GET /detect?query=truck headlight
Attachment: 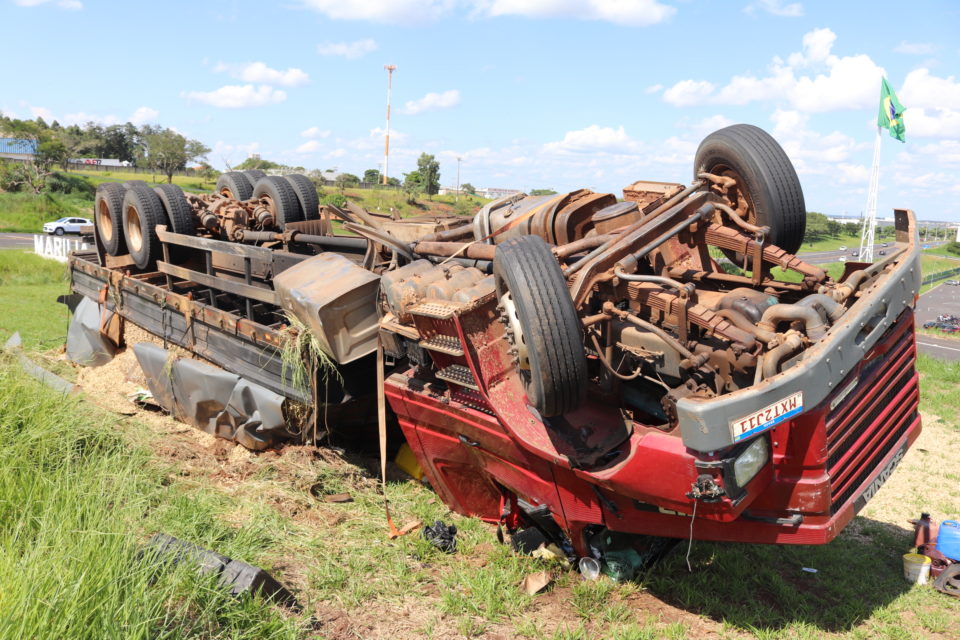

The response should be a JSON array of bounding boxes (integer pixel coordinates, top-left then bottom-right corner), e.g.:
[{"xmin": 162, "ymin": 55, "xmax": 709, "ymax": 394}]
[{"xmin": 733, "ymin": 437, "xmax": 769, "ymax": 488}]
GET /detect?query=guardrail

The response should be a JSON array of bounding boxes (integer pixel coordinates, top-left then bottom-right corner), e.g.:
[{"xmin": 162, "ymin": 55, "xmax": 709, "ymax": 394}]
[{"xmin": 922, "ymin": 266, "xmax": 960, "ymax": 285}]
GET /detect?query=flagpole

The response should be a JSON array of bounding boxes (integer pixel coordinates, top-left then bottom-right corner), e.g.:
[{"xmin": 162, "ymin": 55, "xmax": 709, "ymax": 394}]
[{"xmin": 859, "ymin": 125, "xmax": 882, "ymax": 263}]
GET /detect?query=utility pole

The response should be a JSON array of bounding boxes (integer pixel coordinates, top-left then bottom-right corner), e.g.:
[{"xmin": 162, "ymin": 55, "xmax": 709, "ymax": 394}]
[
  {"xmin": 456, "ymin": 156, "xmax": 461, "ymax": 202},
  {"xmin": 858, "ymin": 126, "xmax": 881, "ymax": 263},
  {"xmin": 382, "ymin": 64, "xmax": 397, "ymax": 186}
]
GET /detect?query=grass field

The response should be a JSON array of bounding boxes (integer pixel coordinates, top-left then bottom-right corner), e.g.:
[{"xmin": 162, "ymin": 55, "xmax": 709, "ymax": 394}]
[{"xmin": 1, "ymin": 250, "xmax": 958, "ymax": 639}]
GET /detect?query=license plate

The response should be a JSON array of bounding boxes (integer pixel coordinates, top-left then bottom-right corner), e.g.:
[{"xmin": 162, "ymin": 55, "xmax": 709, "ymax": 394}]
[{"xmin": 730, "ymin": 391, "xmax": 803, "ymax": 442}]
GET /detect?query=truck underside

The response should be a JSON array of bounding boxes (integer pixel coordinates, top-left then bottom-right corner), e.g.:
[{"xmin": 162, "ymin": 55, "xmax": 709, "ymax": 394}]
[{"xmin": 67, "ymin": 125, "xmax": 922, "ymax": 561}]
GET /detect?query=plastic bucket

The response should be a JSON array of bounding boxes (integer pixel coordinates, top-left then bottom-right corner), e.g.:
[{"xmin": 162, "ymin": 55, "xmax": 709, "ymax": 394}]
[
  {"xmin": 902, "ymin": 553, "xmax": 931, "ymax": 585},
  {"xmin": 936, "ymin": 519, "xmax": 960, "ymax": 561}
]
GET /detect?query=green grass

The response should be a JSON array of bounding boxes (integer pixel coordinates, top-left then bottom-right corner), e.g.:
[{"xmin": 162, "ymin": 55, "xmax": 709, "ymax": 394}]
[
  {"xmin": 0, "ymin": 250, "xmax": 71, "ymax": 351},
  {"xmin": 71, "ymin": 169, "xmax": 217, "ymax": 194},
  {"xmin": 0, "ymin": 190, "xmax": 94, "ymax": 232},
  {"xmin": 0, "ymin": 360, "xmax": 303, "ymax": 639},
  {"xmin": 797, "ymin": 233, "xmax": 864, "ymax": 253}
]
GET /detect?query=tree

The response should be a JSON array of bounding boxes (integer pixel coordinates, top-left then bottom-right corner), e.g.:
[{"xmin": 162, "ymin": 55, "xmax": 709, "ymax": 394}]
[
  {"xmin": 803, "ymin": 211, "xmax": 830, "ymax": 242},
  {"xmin": 335, "ymin": 173, "xmax": 360, "ymax": 193},
  {"xmin": 461, "ymin": 182, "xmax": 476, "ymax": 195},
  {"xmin": 415, "ymin": 153, "xmax": 440, "ymax": 198},
  {"xmin": 530, "ymin": 188, "xmax": 557, "ymax": 196},
  {"xmin": 363, "ymin": 168, "xmax": 381, "ymax": 184},
  {"xmin": 145, "ymin": 129, "xmax": 210, "ymax": 183},
  {"xmin": 403, "ymin": 170, "xmax": 423, "ymax": 196}
]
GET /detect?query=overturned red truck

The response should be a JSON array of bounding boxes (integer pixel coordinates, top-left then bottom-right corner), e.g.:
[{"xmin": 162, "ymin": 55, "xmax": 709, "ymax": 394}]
[{"xmin": 68, "ymin": 125, "xmax": 921, "ymax": 567}]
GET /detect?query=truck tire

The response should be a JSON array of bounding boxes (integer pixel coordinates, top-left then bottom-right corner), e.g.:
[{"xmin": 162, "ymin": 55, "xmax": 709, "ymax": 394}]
[
  {"xmin": 123, "ymin": 179, "xmax": 149, "ymax": 189},
  {"xmin": 252, "ymin": 176, "xmax": 304, "ymax": 229},
  {"xmin": 242, "ymin": 169, "xmax": 266, "ymax": 185},
  {"xmin": 494, "ymin": 235, "xmax": 587, "ymax": 417},
  {"xmin": 153, "ymin": 184, "xmax": 196, "ymax": 236},
  {"xmin": 216, "ymin": 172, "xmax": 254, "ymax": 200},
  {"xmin": 95, "ymin": 182, "xmax": 127, "ymax": 256},
  {"xmin": 284, "ymin": 174, "xmax": 320, "ymax": 221},
  {"xmin": 694, "ymin": 124, "xmax": 806, "ymax": 255},
  {"xmin": 122, "ymin": 186, "xmax": 169, "ymax": 269}
]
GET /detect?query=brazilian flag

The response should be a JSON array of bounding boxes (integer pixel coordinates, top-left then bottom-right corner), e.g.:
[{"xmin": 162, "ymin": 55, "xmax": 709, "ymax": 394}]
[{"xmin": 878, "ymin": 77, "xmax": 906, "ymax": 142}]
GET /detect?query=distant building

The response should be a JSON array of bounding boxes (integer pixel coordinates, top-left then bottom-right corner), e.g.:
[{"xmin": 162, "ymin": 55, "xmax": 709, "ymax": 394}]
[
  {"xmin": 438, "ymin": 186, "xmax": 462, "ymax": 196},
  {"xmin": 0, "ymin": 138, "xmax": 37, "ymax": 160},
  {"xmin": 477, "ymin": 187, "xmax": 521, "ymax": 200}
]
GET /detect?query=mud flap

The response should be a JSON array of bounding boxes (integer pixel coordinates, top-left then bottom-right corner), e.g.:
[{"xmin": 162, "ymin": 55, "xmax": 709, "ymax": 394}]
[
  {"xmin": 66, "ymin": 296, "xmax": 118, "ymax": 367},
  {"xmin": 133, "ymin": 342, "xmax": 290, "ymax": 450}
]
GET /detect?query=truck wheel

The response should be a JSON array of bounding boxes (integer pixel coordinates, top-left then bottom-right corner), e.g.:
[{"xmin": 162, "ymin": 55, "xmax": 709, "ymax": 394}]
[
  {"xmin": 216, "ymin": 171, "xmax": 254, "ymax": 200},
  {"xmin": 284, "ymin": 174, "xmax": 320, "ymax": 221},
  {"xmin": 242, "ymin": 169, "xmax": 266, "ymax": 185},
  {"xmin": 252, "ymin": 176, "xmax": 304, "ymax": 229},
  {"xmin": 95, "ymin": 182, "xmax": 127, "ymax": 256},
  {"xmin": 494, "ymin": 235, "xmax": 587, "ymax": 417},
  {"xmin": 694, "ymin": 124, "xmax": 806, "ymax": 255},
  {"xmin": 153, "ymin": 184, "xmax": 196, "ymax": 236},
  {"xmin": 122, "ymin": 186, "xmax": 169, "ymax": 269}
]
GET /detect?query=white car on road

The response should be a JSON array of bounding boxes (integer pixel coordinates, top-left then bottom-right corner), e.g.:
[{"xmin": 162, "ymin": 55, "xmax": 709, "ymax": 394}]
[{"xmin": 43, "ymin": 217, "xmax": 92, "ymax": 236}]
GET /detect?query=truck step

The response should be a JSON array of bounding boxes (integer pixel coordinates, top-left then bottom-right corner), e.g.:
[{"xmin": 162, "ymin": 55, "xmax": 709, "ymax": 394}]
[
  {"xmin": 419, "ymin": 335, "xmax": 464, "ymax": 356},
  {"xmin": 436, "ymin": 364, "xmax": 479, "ymax": 390},
  {"xmin": 409, "ymin": 301, "xmax": 462, "ymax": 319}
]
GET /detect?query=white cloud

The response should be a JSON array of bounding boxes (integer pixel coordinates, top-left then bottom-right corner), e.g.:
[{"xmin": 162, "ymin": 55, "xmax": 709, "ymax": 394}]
[
  {"xmin": 316, "ymin": 39, "xmax": 378, "ymax": 59},
  {"xmin": 214, "ymin": 62, "xmax": 309, "ymax": 87},
  {"xmin": 181, "ymin": 85, "xmax": 287, "ymax": 108},
  {"xmin": 744, "ymin": 0, "xmax": 803, "ymax": 17},
  {"xmin": 129, "ymin": 106, "xmax": 159, "ymax": 125},
  {"xmin": 300, "ymin": 126, "xmax": 331, "ymax": 138},
  {"xmin": 644, "ymin": 84, "xmax": 663, "ymax": 94},
  {"xmin": 836, "ymin": 163, "xmax": 868, "ymax": 184},
  {"xmin": 900, "ymin": 68, "xmax": 960, "ymax": 109},
  {"xmin": 14, "ymin": 0, "xmax": 82, "ymax": 9},
  {"xmin": 661, "ymin": 28, "xmax": 885, "ymax": 113},
  {"xmin": 296, "ymin": 140, "xmax": 322, "ymax": 153},
  {"xmin": 27, "ymin": 105, "xmax": 55, "ymax": 121},
  {"xmin": 402, "ymin": 89, "xmax": 461, "ymax": 115},
  {"xmin": 62, "ymin": 111, "xmax": 118, "ymax": 126},
  {"xmin": 480, "ymin": 0, "xmax": 676, "ymax": 27},
  {"xmin": 300, "ymin": 0, "xmax": 454, "ymax": 25},
  {"xmin": 913, "ymin": 140, "xmax": 960, "ymax": 164},
  {"xmin": 893, "ymin": 41, "xmax": 936, "ymax": 55},
  {"xmin": 543, "ymin": 125, "xmax": 642, "ymax": 155},
  {"xmin": 663, "ymin": 80, "xmax": 715, "ymax": 107},
  {"xmin": 903, "ymin": 107, "xmax": 960, "ymax": 139}
]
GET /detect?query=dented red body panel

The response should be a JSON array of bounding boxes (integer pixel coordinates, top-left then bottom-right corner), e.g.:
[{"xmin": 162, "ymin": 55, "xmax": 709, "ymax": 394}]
[{"xmin": 386, "ymin": 300, "xmax": 921, "ymax": 554}]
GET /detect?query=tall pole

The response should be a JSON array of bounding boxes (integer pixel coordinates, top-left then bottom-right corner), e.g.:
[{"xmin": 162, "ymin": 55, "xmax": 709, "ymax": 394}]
[
  {"xmin": 456, "ymin": 156, "xmax": 461, "ymax": 202},
  {"xmin": 382, "ymin": 65, "xmax": 396, "ymax": 186},
  {"xmin": 859, "ymin": 126, "xmax": 882, "ymax": 263}
]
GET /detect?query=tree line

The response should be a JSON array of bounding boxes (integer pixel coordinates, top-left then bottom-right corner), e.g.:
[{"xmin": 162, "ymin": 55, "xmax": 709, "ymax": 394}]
[{"xmin": 0, "ymin": 115, "xmax": 210, "ymax": 192}]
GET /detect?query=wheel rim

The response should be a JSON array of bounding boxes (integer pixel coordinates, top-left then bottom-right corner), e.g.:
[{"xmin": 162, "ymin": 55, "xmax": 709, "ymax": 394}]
[
  {"xmin": 125, "ymin": 204, "xmax": 143, "ymax": 253},
  {"xmin": 98, "ymin": 199, "xmax": 113, "ymax": 241},
  {"xmin": 499, "ymin": 292, "xmax": 530, "ymax": 370}
]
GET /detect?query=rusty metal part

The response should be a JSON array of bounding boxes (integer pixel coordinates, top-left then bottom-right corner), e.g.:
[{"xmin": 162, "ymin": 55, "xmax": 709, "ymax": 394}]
[
  {"xmin": 697, "ymin": 172, "xmax": 738, "ymax": 190},
  {"xmin": 416, "ymin": 222, "xmax": 475, "ymax": 244},
  {"xmin": 761, "ymin": 331, "xmax": 803, "ymax": 379},
  {"xmin": 796, "ymin": 294, "xmax": 846, "ymax": 323},
  {"xmin": 712, "ymin": 201, "xmax": 767, "ymax": 234},
  {"xmin": 589, "ymin": 331, "xmax": 642, "ymax": 381},
  {"xmin": 344, "ymin": 200, "xmax": 385, "ymax": 230},
  {"xmin": 564, "ymin": 181, "xmax": 704, "ymax": 279},
  {"xmin": 704, "ymin": 223, "xmax": 827, "ymax": 282},
  {"xmin": 624, "ymin": 281, "xmax": 757, "ymax": 349},
  {"xmin": 554, "ymin": 234, "xmax": 617, "ymax": 259},
  {"xmin": 715, "ymin": 308, "xmax": 777, "ymax": 344},
  {"xmin": 342, "ymin": 222, "xmax": 415, "ymax": 261},
  {"xmin": 758, "ymin": 304, "xmax": 827, "ymax": 341},
  {"xmin": 602, "ymin": 302, "xmax": 708, "ymax": 369},
  {"xmin": 614, "ymin": 268, "xmax": 695, "ymax": 296},
  {"xmin": 412, "ymin": 241, "xmax": 497, "ymax": 261}
]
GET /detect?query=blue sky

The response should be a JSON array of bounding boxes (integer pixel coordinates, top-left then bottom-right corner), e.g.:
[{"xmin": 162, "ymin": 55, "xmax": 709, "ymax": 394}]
[{"xmin": 3, "ymin": 0, "xmax": 959, "ymax": 220}]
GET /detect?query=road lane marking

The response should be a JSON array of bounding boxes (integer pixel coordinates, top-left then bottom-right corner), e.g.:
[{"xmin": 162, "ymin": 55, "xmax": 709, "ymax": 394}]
[{"xmin": 916, "ymin": 340, "xmax": 960, "ymax": 353}]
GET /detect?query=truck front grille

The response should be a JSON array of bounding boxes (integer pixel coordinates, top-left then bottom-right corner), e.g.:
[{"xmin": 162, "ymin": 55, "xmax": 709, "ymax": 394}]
[{"xmin": 825, "ymin": 315, "xmax": 918, "ymax": 514}]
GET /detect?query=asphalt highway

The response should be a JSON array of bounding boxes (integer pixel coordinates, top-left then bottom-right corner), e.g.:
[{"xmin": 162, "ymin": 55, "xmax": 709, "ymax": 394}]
[
  {"xmin": 0, "ymin": 232, "xmax": 35, "ymax": 250},
  {"xmin": 915, "ymin": 282, "xmax": 960, "ymax": 362},
  {"xmin": 797, "ymin": 240, "xmax": 947, "ymax": 265}
]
